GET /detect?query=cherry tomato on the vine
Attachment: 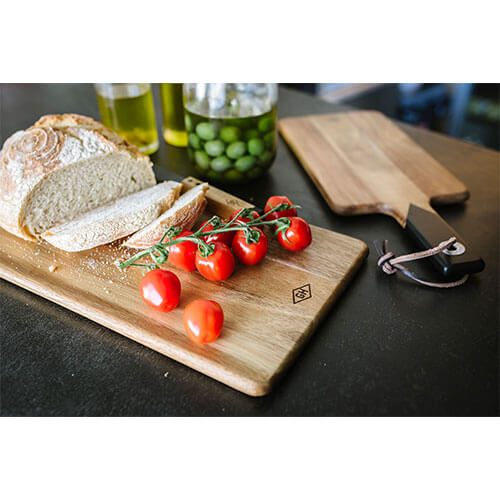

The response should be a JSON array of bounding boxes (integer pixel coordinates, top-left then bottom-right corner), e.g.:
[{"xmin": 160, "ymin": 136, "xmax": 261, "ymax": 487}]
[
  {"xmin": 167, "ymin": 230, "xmax": 197, "ymax": 272},
  {"xmin": 139, "ymin": 269, "xmax": 181, "ymax": 312},
  {"xmin": 232, "ymin": 227, "xmax": 268, "ymax": 265},
  {"xmin": 183, "ymin": 299, "xmax": 224, "ymax": 344},
  {"xmin": 195, "ymin": 242, "xmax": 235, "ymax": 281},
  {"xmin": 200, "ymin": 219, "xmax": 234, "ymax": 246},
  {"xmin": 276, "ymin": 217, "xmax": 312, "ymax": 252},
  {"xmin": 264, "ymin": 195, "xmax": 297, "ymax": 221}
]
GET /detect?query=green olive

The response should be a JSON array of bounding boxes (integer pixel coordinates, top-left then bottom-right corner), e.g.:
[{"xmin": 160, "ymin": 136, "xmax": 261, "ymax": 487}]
[
  {"xmin": 235, "ymin": 155, "xmax": 256, "ymax": 172},
  {"xmin": 258, "ymin": 116, "xmax": 274, "ymax": 133},
  {"xmin": 211, "ymin": 155, "xmax": 232, "ymax": 172},
  {"xmin": 188, "ymin": 132, "xmax": 202, "ymax": 150},
  {"xmin": 204, "ymin": 140, "xmax": 225, "ymax": 157},
  {"xmin": 246, "ymin": 166, "xmax": 264, "ymax": 180},
  {"xmin": 244, "ymin": 129, "xmax": 260, "ymax": 141},
  {"xmin": 195, "ymin": 122, "xmax": 217, "ymax": 141},
  {"xmin": 184, "ymin": 114, "xmax": 193, "ymax": 132},
  {"xmin": 224, "ymin": 169, "xmax": 245, "ymax": 182},
  {"xmin": 263, "ymin": 131, "xmax": 276, "ymax": 148},
  {"xmin": 248, "ymin": 137, "xmax": 265, "ymax": 156},
  {"xmin": 220, "ymin": 126, "xmax": 241, "ymax": 143},
  {"xmin": 226, "ymin": 141, "xmax": 247, "ymax": 159},
  {"xmin": 258, "ymin": 150, "xmax": 273, "ymax": 166},
  {"xmin": 194, "ymin": 150, "xmax": 211, "ymax": 169}
]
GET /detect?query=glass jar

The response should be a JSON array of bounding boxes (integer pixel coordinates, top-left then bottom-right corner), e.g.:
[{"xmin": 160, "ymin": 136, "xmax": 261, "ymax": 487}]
[
  {"xmin": 94, "ymin": 83, "xmax": 159, "ymax": 154},
  {"xmin": 183, "ymin": 83, "xmax": 278, "ymax": 183},
  {"xmin": 159, "ymin": 83, "xmax": 187, "ymax": 147}
]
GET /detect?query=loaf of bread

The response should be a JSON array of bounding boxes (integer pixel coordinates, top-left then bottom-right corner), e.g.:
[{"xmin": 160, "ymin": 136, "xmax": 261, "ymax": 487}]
[
  {"xmin": 0, "ymin": 114, "xmax": 156, "ymax": 240},
  {"xmin": 125, "ymin": 183, "xmax": 208, "ymax": 249},
  {"xmin": 42, "ymin": 181, "xmax": 181, "ymax": 252}
]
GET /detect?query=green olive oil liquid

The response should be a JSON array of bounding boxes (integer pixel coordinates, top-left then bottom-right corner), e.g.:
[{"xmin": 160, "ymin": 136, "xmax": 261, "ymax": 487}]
[
  {"xmin": 96, "ymin": 86, "xmax": 159, "ymax": 155},
  {"xmin": 160, "ymin": 83, "xmax": 188, "ymax": 147}
]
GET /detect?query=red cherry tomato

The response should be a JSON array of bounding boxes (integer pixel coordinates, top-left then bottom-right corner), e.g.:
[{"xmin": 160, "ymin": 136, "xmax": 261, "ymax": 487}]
[
  {"xmin": 229, "ymin": 209, "xmax": 260, "ymax": 225},
  {"xmin": 276, "ymin": 217, "xmax": 312, "ymax": 252},
  {"xmin": 167, "ymin": 230, "xmax": 197, "ymax": 272},
  {"xmin": 139, "ymin": 269, "xmax": 181, "ymax": 312},
  {"xmin": 195, "ymin": 242, "xmax": 235, "ymax": 281},
  {"xmin": 264, "ymin": 195, "xmax": 297, "ymax": 221},
  {"xmin": 232, "ymin": 228, "xmax": 268, "ymax": 265},
  {"xmin": 200, "ymin": 220, "xmax": 234, "ymax": 246},
  {"xmin": 183, "ymin": 299, "xmax": 224, "ymax": 344}
]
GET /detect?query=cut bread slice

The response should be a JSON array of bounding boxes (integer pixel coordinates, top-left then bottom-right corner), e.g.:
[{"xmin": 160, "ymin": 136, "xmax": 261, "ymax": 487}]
[
  {"xmin": 42, "ymin": 181, "xmax": 181, "ymax": 252},
  {"xmin": 124, "ymin": 183, "xmax": 208, "ymax": 249}
]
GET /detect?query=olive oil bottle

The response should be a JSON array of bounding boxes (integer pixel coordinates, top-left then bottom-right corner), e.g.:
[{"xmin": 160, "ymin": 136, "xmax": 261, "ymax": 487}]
[
  {"xmin": 160, "ymin": 83, "xmax": 187, "ymax": 147},
  {"xmin": 95, "ymin": 83, "xmax": 159, "ymax": 155}
]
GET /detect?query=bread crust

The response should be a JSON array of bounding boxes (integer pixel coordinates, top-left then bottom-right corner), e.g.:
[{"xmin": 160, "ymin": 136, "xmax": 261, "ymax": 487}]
[
  {"xmin": 32, "ymin": 114, "xmax": 146, "ymax": 162},
  {"xmin": 0, "ymin": 114, "xmax": 154, "ymax": 240},
  {"xmin": 125, "ymin": 183, "xmax": 208, "ymax": 249}
]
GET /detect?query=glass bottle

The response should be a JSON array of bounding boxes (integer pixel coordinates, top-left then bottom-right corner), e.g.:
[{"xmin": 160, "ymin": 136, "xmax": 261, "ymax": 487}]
[
  {"xmin": 183, "ymin": 83, "xmax": 278, "ymax": 183},
  {"xmin": 159, "ymin": 83, "xmax": 187, "ymax": 147},
  {"xmin": 94, "ymin": 83, "xmax": 159, "ymax": 155}
]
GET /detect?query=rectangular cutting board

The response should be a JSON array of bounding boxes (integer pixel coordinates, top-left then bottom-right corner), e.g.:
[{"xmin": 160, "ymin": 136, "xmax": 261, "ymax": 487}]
[{"xmin": 0, "ymin": 177, "xmax": 367, "ymax": 396}]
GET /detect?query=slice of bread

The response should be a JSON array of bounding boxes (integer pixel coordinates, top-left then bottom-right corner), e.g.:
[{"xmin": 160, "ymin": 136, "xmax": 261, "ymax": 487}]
[
  {"xmin": 42, "ymin": 181, "xmax": 181, "ymax": 252},
  {"xmin": 124, "ymin": 183, "xmax": 208, "ymax": 249},
  {"xmin": 0, "ymin": 114, "xmax": 156, "ymax": 240}
]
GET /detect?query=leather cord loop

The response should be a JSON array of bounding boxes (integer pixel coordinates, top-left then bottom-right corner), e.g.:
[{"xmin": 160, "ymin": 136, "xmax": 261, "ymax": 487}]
[{"xmin": 374, "ymin": 237, "xmax": 469, "ymax": 288}]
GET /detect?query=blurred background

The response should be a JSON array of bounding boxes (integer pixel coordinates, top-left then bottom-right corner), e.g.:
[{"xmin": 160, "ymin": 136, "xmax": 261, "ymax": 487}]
[{"xmin": 285, "ymin": 84, "xmax": 500, "ymax": 150}]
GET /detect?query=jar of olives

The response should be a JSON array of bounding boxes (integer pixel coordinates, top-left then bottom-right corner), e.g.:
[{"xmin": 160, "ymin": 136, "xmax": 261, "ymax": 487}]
[{"xmin": 183, "ymin": 84, "xmax": 278, "ymax": 183}]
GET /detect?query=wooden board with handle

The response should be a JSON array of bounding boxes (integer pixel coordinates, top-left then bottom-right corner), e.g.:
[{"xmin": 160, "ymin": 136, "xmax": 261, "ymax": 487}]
[
  {"xmin": 279, "ymin": 111, "xmax": 485, "ymax": 277},
  {"xmin": 0, "ymin": 177, "xmax": 368, "ymax": 396}
]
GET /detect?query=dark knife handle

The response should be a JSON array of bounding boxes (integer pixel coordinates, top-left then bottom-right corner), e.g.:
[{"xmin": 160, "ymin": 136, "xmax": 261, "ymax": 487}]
[{"xmin": 405, "ymin": 204, "xmax": 485, "ymax": 277}]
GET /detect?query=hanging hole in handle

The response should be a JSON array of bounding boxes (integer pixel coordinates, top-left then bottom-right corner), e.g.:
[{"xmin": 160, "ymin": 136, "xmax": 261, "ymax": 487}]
[{"xmin": 443, "ymin": 242, "xmax": 466, "ymax": 256}]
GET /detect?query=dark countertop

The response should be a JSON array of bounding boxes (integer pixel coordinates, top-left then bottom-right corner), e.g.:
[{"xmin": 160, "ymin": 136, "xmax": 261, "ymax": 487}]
[{"xmin": 1, "ymin": 84, "xmax": 498, "ymax": 416}]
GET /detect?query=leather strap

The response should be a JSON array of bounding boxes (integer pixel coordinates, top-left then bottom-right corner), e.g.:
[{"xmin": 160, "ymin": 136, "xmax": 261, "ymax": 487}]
[{"xmin": 374, "ymin": 237, "xmax": 469, "ymax": 288}]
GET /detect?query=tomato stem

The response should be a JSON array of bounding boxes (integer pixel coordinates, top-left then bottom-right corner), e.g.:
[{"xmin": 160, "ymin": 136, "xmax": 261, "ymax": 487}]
[{"xmin": 116, "ymin": 205, "xmax": 296, "ymax": 271}]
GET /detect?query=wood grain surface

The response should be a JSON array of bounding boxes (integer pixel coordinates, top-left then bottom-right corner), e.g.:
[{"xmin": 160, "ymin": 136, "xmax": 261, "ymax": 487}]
[
  {"xmin": 0, "ymin": 177, "xmax": 368, "ymax": 396},
  {"xmin": 279, "ymin": 111, "xmax": 470, "ymax": 226}
]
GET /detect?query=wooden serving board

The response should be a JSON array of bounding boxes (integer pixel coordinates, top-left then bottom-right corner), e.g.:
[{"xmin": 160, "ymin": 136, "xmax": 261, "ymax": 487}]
[
  {"xmin": 280, "ymin": 111, "xmax": 484, "ymax": 277},
  {"xmin": 280, "ymin": 110, "xmax": 469, "ymax": 222},
  {"xmin": 0, "ymin": 177, "xmax": 367, "ymax": 396}
]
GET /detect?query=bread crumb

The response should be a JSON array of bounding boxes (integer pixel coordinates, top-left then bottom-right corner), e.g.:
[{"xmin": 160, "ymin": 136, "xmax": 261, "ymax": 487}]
[
  {"xmin": 49, "ymin": 264, "xmax": 57, "ymax": 272},
  {"xmin": 164, "ymin": 372, "xmax": 169, "ymax": 378}
]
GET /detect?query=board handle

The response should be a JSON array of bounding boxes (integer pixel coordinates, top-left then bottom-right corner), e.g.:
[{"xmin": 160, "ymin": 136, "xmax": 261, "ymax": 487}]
[{"xmin": 405, "ymin": 204, "xmax": 485, "ymax": 277}]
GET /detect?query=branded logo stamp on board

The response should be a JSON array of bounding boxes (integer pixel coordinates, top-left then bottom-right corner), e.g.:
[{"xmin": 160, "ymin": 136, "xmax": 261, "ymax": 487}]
[{"xmin": 292, "ymin": 284, "xmax": 312, "ymax": 304}]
